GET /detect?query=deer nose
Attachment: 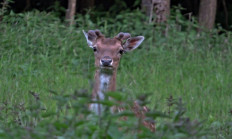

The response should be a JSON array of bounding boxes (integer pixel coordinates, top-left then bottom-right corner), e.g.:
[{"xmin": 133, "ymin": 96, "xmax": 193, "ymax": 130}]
[{"xmin": 101, "ymin": 56, "xmax": 112, "ymax": 66}]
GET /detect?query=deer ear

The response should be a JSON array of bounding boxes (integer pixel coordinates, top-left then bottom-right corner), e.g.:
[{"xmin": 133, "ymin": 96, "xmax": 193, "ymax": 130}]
[
  {"xmin": 123, "ymin": 36, "xmax": 144, "ymax": 52},
  {"xmin": 83, "ymin": 30, "xmax": 98, "ymax": 48}
]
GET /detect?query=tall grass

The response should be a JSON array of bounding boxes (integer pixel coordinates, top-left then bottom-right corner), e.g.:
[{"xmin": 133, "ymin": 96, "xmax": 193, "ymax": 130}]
[{"xmin": 0, "ymin": 10, "xmax": 232, "ymax": 138}]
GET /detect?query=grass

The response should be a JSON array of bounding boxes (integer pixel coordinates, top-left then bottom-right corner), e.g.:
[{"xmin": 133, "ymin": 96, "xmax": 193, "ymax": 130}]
[
  {"xmin": 119, "ymin": 43, "xmax": 232, "ymax": 122},
  {"xmin": 0, "ymin": 10, "xmax": 232, "ymax": 138}
]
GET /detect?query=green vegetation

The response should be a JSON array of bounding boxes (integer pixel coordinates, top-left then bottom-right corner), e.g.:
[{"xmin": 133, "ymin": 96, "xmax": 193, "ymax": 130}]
[{"xmin": 0, "ymin": 10, "xmax": 232, "ymax": 138}]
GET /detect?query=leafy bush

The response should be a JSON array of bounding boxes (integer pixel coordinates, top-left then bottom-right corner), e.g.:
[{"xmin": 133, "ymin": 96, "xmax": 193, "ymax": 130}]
[{"xmin": 0, "ymin": 89, "xmax": 211, "ymax": 138}]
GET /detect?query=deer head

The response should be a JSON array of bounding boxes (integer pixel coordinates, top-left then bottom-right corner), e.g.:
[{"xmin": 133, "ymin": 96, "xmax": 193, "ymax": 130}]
[{"xmin": 83, "ymin": 30, "xmax": 144, "ymax": 69}]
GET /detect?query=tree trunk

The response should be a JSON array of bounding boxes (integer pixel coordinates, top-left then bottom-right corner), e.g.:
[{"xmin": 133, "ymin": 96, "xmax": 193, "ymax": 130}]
[
  {"xmin": 198, "ymin": 0, "xmax": 217, "ymax": 30},
  {"xmin": 166, "ymin": 0, "xmax": 170, "ymax": 18},
  {"xmin": 65, "ymin": 0, "xmax": 76, "ymax": 26},
  {"xmin": 141, "ymin": 0, "xmax": 153, "ymax": 23},
  {"xmin": 153, "ymin": 0, "xmax": 170, "ymax": 24}
]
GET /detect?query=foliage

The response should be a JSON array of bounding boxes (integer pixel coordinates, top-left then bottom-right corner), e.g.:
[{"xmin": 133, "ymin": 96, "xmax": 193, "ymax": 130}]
[
  {"xmin": 0, "ymin": 9, "xmax": 232, "ymax": 138},
  {"xmin": 0, "ymin": 89, "xmax": 210, "ymax": 138},
  {"xmin": 0, "ymin": 0, "xmax": 14, "ymax": 21}
]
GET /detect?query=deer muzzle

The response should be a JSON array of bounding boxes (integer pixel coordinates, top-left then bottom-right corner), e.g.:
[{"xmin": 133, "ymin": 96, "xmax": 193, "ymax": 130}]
[{"xmin": 100, "ymin": 56, "xmax": 113, "ymax": 67}]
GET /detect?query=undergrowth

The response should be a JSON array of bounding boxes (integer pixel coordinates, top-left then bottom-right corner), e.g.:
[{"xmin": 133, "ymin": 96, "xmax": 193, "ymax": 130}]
[{"xmin": 0, "ymin": 9, "xmax": 232, "ymax": 138}]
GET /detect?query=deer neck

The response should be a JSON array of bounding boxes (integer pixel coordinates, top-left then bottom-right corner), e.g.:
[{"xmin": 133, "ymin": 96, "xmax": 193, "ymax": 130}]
[
  {"xmin": 90, "ymin": 68, "xmax": 117, "ymax": 115},
  {"xmin": 93, "ymin": 68, "xmax": 116, "ymax": 99}
]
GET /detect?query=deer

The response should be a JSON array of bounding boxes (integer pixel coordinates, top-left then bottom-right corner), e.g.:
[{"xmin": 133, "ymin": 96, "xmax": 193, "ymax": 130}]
[{"xmin": 83, "ymin": 30, "xmax": 155, "ymax": 132}]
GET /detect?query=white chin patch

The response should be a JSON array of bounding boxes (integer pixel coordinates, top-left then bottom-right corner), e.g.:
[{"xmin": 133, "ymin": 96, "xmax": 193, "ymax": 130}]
[
  {"xmin": 110, "ymin": 60, "xmax": 113, "ymax": 66},
  {"xmin": 100, "ymin": 60, "xmax": 103, "ymax": 66}
]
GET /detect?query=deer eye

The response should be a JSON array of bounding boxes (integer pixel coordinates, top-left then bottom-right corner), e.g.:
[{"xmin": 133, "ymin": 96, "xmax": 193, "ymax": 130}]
[
  {"xmin": 93, "ymin": 47, "xmax": 97, "ymax": 52},
  {"xmin": 119, "ymin": 49, "xmax": 124, "ymax": 55}
]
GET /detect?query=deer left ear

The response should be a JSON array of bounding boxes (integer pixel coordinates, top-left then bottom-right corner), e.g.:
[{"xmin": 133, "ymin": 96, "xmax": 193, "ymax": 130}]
[{"xmin": 123, "ymin": 36, "xmax": 144, "ymax": 52}]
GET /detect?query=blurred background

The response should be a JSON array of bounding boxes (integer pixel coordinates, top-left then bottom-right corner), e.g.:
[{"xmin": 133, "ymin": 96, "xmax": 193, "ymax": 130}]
[{"xmin": 2, "ymin": 0, "xmax": 232, "ymax": 30}]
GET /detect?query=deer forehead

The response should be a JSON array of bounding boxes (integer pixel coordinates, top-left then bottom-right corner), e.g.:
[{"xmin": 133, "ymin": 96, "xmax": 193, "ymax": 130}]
[{"xmin": 95, "ymin": 38, "xmax": 123, "ymax": 50}]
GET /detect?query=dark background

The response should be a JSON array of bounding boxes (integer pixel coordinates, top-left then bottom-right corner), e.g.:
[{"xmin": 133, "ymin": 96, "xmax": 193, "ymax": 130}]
[{"xmin": 4, "ymin": 0, "xmax": 232, "ymax": 30}]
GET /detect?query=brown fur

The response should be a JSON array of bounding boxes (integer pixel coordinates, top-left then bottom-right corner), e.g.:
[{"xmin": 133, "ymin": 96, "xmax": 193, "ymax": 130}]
[{"xmin": 85, "ymin": 30, "xmax": 155, "ymax": 132}]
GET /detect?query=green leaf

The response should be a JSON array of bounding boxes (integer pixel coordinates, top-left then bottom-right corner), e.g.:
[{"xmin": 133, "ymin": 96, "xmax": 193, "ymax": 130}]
[
  {"xmin": 108, "ymin": 125, "xmax": 123, "ymax": 139},
  {"xmin": 53, "ymin": 121, "xmax": 68, "ymax": 131},
  {"xmin": 106, "ymin": 92, "xmax": 124, "ymax": 101},
  {"xmin": 74, "ymin": 121, "xmax": 85, "ymax": 127},
  {"xmin": 145, "ymin": 111, "xmax": 170, "ymax": 119},
  {"xmin": 41, "ymin": 111, "xmax": 56, "ymax": 118}
]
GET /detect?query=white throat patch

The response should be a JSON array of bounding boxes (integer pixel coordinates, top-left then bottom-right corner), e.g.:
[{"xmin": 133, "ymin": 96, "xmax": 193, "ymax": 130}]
[
  {"xmin": 98, "ymin": 73, "xmax": 111, "ymax": 100},
  {"xmin": 90, "ymin": 72, "xmax": 112, "ymax": 115}
]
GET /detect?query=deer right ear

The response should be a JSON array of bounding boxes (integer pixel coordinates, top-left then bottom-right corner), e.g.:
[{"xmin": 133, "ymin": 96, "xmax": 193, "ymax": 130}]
[
  {"xmin": 83, "ymin": 30, "xmax": 102, "ymax": 48},
  {"xmin": 83, "ymin": 30, "xmax": 94, "ymax": 48}
]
